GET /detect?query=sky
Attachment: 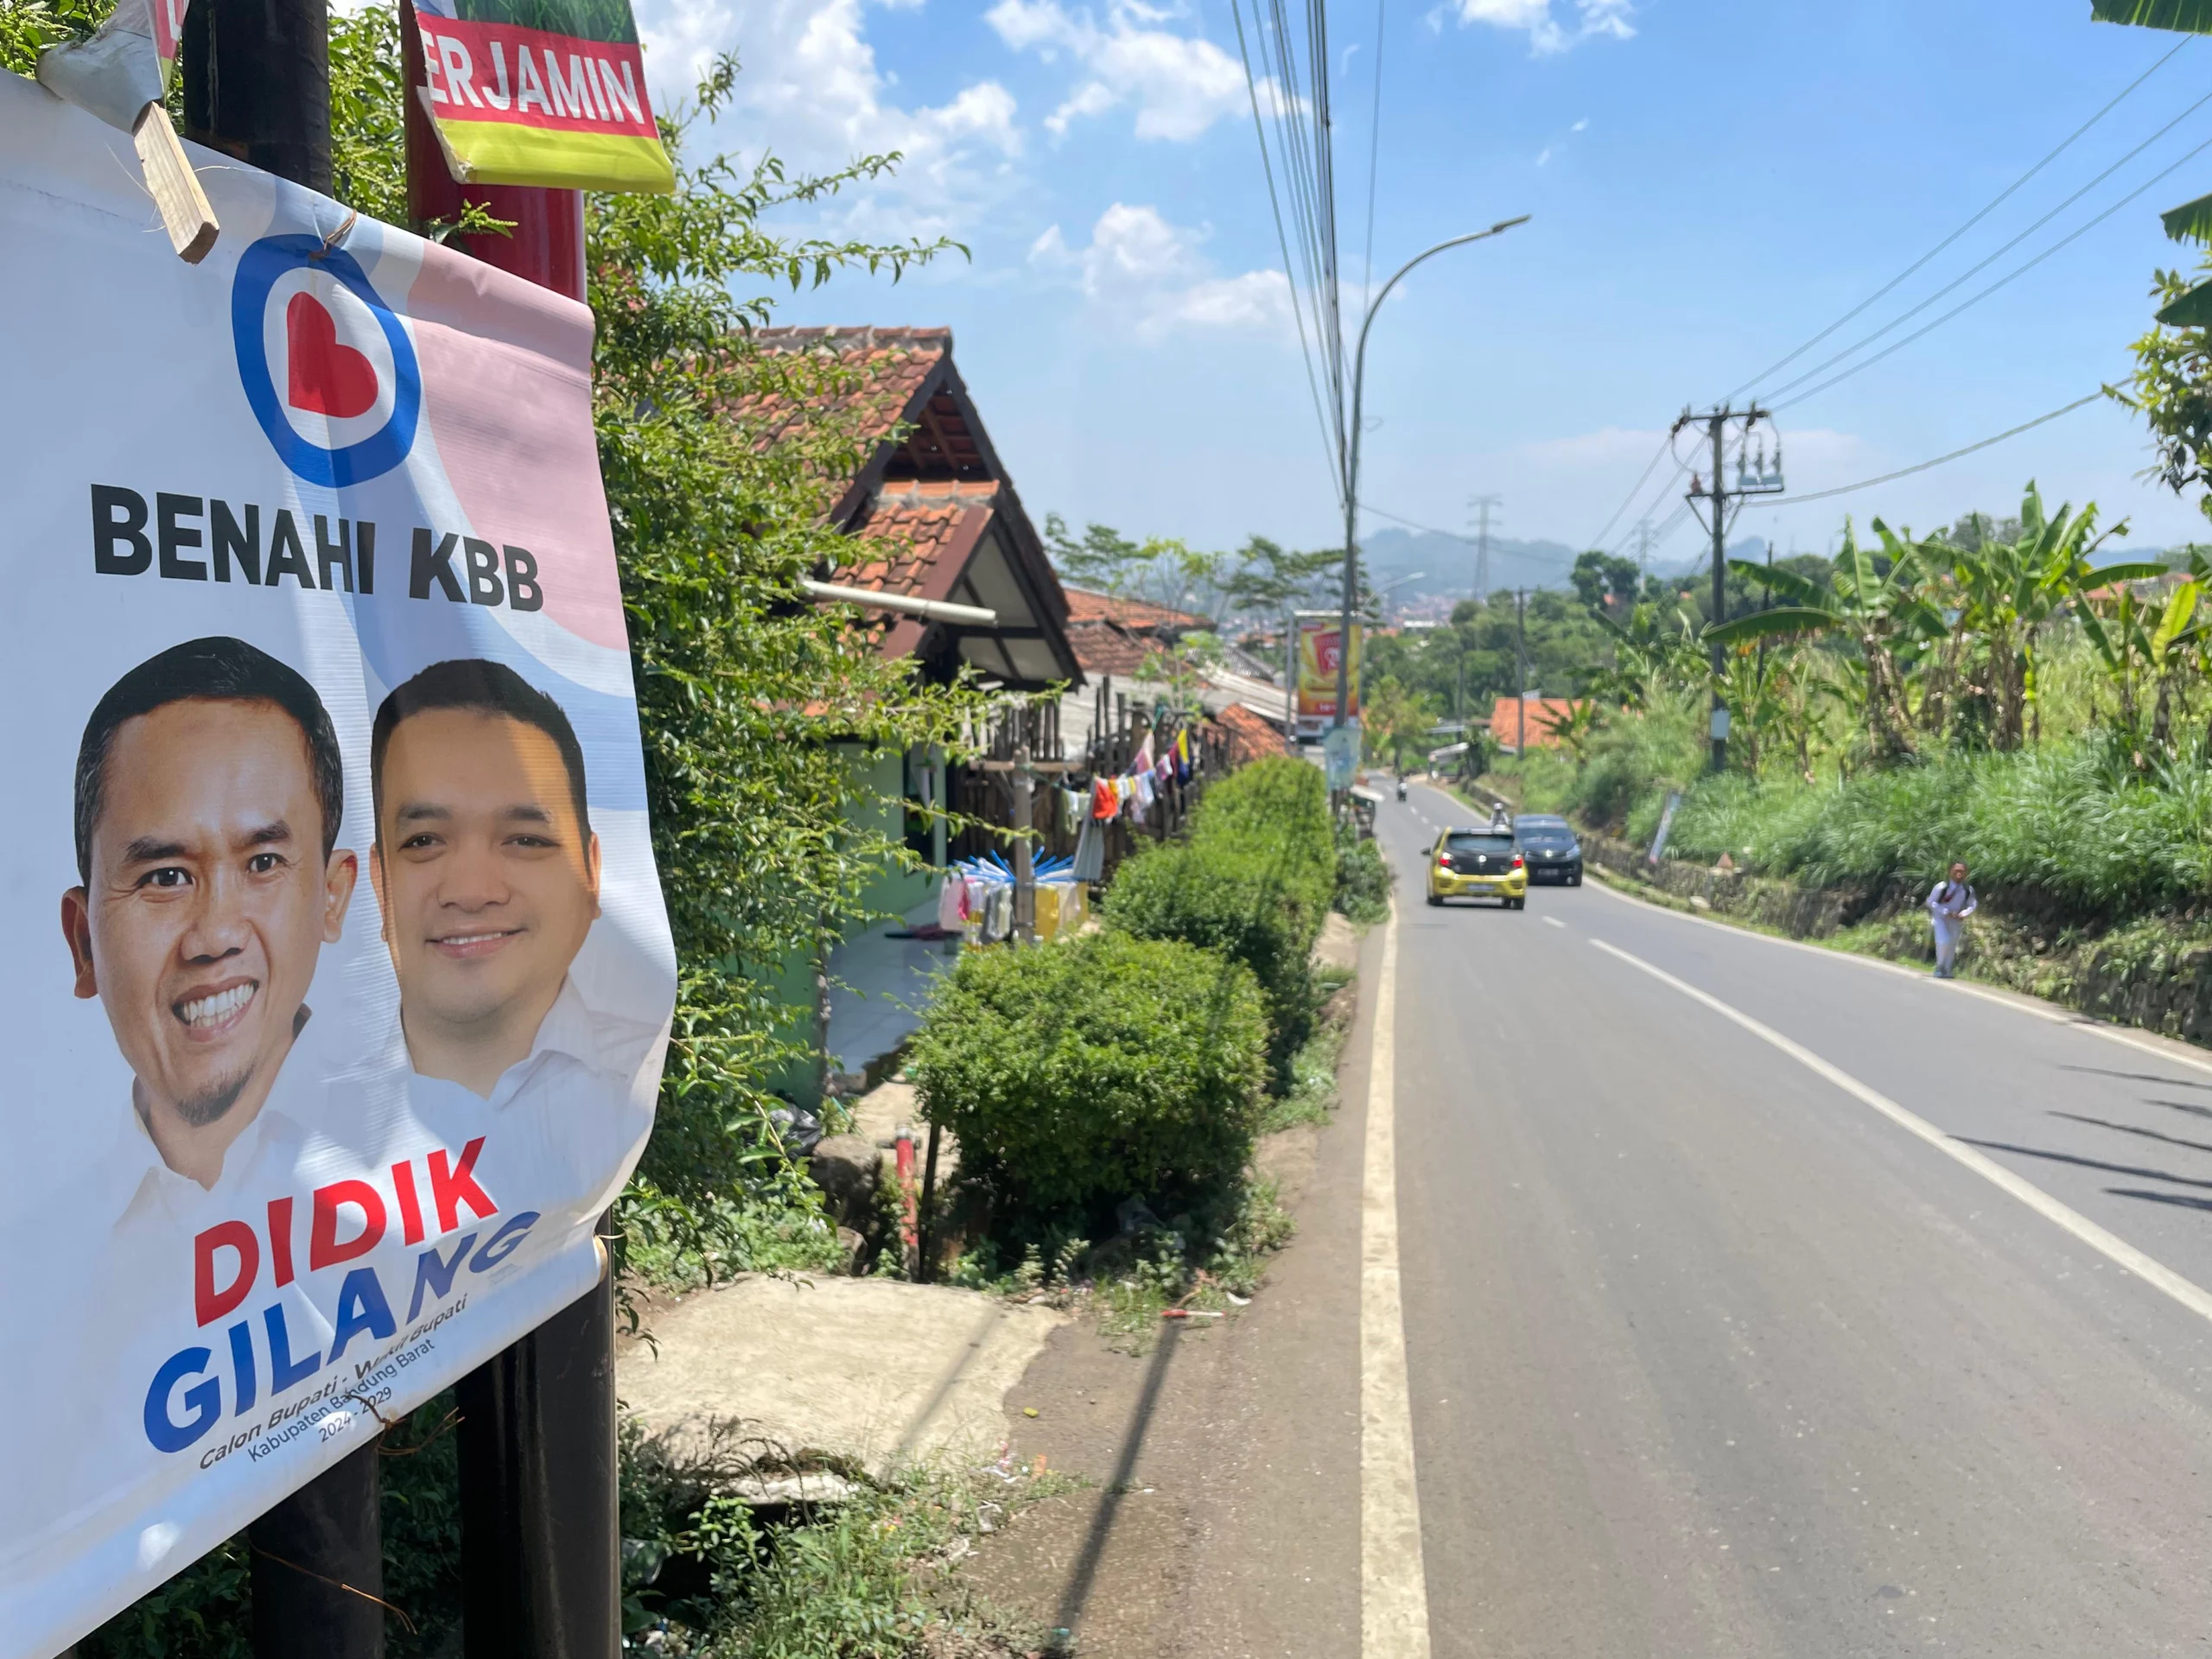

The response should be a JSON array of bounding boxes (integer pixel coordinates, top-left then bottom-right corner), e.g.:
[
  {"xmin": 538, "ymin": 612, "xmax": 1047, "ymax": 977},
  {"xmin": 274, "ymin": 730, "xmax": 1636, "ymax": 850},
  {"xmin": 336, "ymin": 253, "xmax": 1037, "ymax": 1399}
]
[{"xmin": 622, "ymin": 0, "xmax": 2212, "ymax": 576}]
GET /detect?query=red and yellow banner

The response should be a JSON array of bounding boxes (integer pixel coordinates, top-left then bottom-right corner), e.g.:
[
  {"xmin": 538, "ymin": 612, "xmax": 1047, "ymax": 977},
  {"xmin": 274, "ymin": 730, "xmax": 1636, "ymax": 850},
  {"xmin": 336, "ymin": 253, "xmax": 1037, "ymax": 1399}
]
[{"xmin": 412, "ymin": 0, "xmax": 674, "ymax": 194}]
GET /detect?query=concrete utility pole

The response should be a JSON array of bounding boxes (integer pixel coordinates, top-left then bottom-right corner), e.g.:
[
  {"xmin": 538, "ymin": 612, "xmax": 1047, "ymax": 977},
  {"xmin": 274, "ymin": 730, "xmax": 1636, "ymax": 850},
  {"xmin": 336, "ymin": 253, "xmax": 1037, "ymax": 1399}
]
[
  {"xmin": 1634, "ymin": 520, "xmax": 1653, "ymax": 585},
  {"xmin": 1515, "ymin": 587, "xmax": 1528, "ymax": 760},
  {"xmin": 1468, "ymin": 493, "xmax": 1502, "ymax": 601},
  {"xmin": 1674, "ymin": 403, "xmax": 1784, "ymax": 774},
  {"xmin": 1335, "ymin": 218, "xmax": 1530, "ymax": 737}
]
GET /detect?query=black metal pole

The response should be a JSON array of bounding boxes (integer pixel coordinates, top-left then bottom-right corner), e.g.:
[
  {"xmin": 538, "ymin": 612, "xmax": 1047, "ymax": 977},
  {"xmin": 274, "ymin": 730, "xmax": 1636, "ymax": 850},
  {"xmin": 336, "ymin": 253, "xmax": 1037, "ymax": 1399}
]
[
  {"xmin": 249, "ymin": 1440, "xmax": 384, "ymax": 1658},
  {"xmin": 457, "ymin": 1235, "xmax": 620, "ymax": 1659},
  {"xmin": 181, "ymin": 0, "xmax": 332, "ymax": 194}
]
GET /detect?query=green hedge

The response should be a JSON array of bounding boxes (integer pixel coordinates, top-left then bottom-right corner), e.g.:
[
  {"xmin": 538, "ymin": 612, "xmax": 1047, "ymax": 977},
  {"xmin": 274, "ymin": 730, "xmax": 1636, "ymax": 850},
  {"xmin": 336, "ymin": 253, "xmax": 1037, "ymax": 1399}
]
[
  {"xmin": 1104, "ymin": 756, "xmax": 1334, "ymax": 1084},
  {"xmin": 907, "ymin": 931, "xmax": 1268, "ymax": 1225}
]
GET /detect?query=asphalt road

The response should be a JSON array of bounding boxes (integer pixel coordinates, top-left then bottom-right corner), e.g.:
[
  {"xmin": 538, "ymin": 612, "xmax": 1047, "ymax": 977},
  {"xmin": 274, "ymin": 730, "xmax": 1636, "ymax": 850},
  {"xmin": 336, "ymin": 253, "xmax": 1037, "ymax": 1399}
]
[{"xmin": 1381, "ymin": 779, "xmax": 2212, "ymax": 1657}]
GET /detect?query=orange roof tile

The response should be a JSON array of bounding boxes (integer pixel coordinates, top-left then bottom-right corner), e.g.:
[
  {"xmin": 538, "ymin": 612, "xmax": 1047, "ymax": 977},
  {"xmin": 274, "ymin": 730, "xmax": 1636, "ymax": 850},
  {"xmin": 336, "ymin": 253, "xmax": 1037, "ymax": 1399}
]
[
  {"xmin": 1212, "ymin": 700, "xmax": 1284, "ymax": 768},
  {"xmin": 1061, "ymin": 587, "xmax": 1211, "ymax": 633},
  {"xmin": 1489, "ymin": 696, "xmax": 1585, "ymax": 748}
]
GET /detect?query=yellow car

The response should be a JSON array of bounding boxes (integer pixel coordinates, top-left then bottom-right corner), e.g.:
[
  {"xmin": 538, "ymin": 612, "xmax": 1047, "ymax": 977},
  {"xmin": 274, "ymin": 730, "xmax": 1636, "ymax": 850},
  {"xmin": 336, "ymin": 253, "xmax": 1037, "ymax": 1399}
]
[{"xmin": 1427, "ymin": 827, "xmax": 1528, "ymax": 909}]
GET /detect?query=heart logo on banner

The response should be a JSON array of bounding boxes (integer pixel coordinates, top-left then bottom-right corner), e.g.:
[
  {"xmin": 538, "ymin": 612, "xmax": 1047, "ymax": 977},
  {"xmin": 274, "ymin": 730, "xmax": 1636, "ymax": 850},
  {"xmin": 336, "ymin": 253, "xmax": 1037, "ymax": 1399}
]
[{"xmin": 285, "ymin": 291, "xmax": 378, "ymax": 418}]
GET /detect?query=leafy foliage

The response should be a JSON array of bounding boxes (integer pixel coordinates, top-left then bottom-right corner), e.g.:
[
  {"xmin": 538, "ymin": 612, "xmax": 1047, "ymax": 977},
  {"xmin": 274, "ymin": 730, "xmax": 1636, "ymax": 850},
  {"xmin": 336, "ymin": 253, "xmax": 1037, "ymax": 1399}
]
[
  {"xmin": 1104, "ymin": 756, "xmax": 1335, "ymax": 1083},
  {"xmin": 906, "ymin": 931, "xmax": 1268, "ymax": 1232}
]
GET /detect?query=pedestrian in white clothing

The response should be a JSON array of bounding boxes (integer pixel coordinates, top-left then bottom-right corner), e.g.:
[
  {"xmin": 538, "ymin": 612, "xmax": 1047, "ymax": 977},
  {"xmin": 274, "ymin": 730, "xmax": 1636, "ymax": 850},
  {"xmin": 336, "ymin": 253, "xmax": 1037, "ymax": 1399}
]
[{"xmin": 1926, "ymin": 861, "xmax": 1976, "ymax": 979}]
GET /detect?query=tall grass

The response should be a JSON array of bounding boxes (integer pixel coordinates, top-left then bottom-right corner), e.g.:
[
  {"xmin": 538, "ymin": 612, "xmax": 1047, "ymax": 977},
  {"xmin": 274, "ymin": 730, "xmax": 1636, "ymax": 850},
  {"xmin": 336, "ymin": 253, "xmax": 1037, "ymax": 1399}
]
[{"xmin": 1662, "ymin": 738, "xmax": 2212, "ymax": 917}]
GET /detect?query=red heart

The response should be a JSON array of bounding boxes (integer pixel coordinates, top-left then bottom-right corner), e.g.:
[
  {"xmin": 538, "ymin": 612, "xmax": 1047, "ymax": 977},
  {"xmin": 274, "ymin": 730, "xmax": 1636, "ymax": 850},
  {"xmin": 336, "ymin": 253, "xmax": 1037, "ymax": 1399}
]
[{"xmin": 285, "ymin": 291, "xmax": 378, "ymax": 419}]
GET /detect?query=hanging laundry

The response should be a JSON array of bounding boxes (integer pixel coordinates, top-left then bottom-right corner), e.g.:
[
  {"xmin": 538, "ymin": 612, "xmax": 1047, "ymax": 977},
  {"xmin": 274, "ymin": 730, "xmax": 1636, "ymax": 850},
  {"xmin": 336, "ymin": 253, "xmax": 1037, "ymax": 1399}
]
[
  {"xmin": 1060, "ymin": 786, "xmax": 1083, "ymax": 836},
  {"xmin": 1135, "ymin": 769, "xmax": 1156, "ymax": 810},
  {"xmin": 1092, "ymin": 776, "xmax": 1117, "ymax": 820},
  {"xmin": 936, "ymin": 876, "xmax": 965, "ymax": 932},
  {"xmin": 1071, "ymin": 817, "xmax": 1104, "ymax": 883}
]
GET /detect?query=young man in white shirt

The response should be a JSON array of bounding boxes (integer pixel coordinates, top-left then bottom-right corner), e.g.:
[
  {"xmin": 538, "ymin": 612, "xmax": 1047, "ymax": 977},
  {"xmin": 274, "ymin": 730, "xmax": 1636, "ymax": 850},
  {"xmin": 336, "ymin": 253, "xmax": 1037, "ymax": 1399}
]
[{"xmin": 369, "ymin": 659, "xmax": 653, "ymax": 1219}]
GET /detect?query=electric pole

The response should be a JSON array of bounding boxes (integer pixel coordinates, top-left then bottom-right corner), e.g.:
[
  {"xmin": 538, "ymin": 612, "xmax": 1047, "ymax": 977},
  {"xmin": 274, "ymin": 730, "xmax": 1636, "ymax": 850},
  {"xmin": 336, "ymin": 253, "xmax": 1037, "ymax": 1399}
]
[
  {"xmin": 1468, "ymin": 493, "xmax": 1502, "ymax": 601},
  {"xmin": 1633, "ymin": 520, "xmax": 1653, "ymax": 587},
  {"xmin": 1514, "ymin": 586, "xmax": 1528, "ymax": 760},
  {"xmin": 1674, "ymin": 403, "xmax": 1784, "ymax": 773}
]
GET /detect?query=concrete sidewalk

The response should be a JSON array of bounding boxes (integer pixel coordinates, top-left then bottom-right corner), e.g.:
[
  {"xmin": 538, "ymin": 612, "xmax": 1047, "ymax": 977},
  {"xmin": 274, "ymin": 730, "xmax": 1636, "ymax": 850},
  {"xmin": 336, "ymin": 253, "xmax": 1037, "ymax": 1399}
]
[{"xmin": 619, "ymin": 1275, "xmax": 1068, "ymax": 1479}]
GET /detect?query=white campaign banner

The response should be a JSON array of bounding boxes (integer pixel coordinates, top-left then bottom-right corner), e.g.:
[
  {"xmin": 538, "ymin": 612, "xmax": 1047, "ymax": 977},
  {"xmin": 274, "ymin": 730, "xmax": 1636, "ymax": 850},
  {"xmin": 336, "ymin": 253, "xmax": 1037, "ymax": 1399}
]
[{"xmin": 0, "ymin": 71, "xmax": 673, "ymax": 1656}]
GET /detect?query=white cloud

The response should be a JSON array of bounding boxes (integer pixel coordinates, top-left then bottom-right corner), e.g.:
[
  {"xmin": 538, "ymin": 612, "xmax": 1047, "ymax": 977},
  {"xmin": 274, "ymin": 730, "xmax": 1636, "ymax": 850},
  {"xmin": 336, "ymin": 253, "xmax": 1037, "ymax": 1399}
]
[
  {"xmin": 1028, "ymin": 201, "xmax": 1294, "ymax": 340},
  {"xmin": 1535, "ymin": 146, "xmax": 1552, "ymax": 166},
  {"xmin": 1452, "ymin": 0, "xmax": 1633, "ymax": 54},
  {"xmin": 1570, "ymin": 117, "xmax": 1588, "ymax": 131},
  {"xmin": 985, "ymin": 0, "xmax": 1278, "ymax": 142},
  {"xmin": 631, "ymin": 0, "xmax": 1025, "ymax": 238}
]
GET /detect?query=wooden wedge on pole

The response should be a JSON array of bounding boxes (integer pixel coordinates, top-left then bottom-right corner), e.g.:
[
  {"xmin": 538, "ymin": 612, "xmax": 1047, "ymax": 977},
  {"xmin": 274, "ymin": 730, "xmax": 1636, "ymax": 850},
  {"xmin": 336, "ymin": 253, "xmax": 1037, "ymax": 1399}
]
[{"xmin": 131, "ymin": 103, "xmax": 218, "ymax": 262}]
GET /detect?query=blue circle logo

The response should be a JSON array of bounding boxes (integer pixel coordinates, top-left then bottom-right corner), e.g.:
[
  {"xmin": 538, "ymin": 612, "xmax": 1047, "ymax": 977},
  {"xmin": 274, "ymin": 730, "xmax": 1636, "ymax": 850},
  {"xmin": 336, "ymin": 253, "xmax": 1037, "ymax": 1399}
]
[{"xmin": 232, "ymin": 234, "xmax": 422, "ymax": 487}]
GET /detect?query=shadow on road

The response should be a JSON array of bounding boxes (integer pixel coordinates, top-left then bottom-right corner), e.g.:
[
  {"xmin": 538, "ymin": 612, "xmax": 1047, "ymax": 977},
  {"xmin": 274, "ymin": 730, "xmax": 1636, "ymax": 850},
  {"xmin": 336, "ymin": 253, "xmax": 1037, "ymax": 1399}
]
[
  {"xmin": 1054, "ymin": 1319, "xmax": 1183, "ymax": 1642},
  {"xmin": 1956, "ymin": 1136, "xmax": 2212, "ymax": 1192},
  {"xmin": 2050, "ymin": 1111, "xmax": 2212, "ymax": 1160}
]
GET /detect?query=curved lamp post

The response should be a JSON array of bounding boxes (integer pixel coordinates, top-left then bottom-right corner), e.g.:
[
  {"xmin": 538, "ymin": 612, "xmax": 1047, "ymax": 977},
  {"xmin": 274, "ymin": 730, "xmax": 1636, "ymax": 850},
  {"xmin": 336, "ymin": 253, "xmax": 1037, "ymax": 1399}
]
[{"xmin": 1333, "ymin": 216, "xmax": 1531, "ymax": 734}]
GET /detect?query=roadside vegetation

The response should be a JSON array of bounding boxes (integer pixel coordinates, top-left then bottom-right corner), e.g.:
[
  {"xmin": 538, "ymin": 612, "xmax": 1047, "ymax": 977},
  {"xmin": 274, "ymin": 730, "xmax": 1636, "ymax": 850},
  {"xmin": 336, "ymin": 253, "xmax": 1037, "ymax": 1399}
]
[{"xmin": 910, "ymin": 758, "xmax": 1363, "ymax": 1349}]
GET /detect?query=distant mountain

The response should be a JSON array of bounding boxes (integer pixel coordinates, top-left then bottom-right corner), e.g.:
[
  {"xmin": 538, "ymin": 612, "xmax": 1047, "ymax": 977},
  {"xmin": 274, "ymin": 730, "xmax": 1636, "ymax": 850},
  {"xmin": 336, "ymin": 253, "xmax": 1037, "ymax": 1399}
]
[
  {"xmin": 1361, "ymin": 525, "xmax": 1785, "ymax": 600},
  {"xmin": 1360, "ymin": 526, "xmax": 1582, "ymax": 599}
]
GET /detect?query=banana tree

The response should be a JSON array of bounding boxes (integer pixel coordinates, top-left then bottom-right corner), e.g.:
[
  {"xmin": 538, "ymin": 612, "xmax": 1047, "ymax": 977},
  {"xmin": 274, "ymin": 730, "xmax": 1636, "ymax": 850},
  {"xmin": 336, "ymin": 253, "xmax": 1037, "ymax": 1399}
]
[
  {"xmin": 1703, "ymin": 518, "xmax": 1947, "ymax": 764},
  {"xmin": 2094, "ymin": 2, "xmax": 2212, "ymax": 324},
  {"xmin": 2075, "ymin": 558, "xmax": 2209, "ymax": 752},
  {"xmin": 1590, "ymin": 600, "xmax": 1704, "ymax": 712},
  {"xmin": 1939, "ymin": 484, "xmax": 2145, "ymax": 747},
  {"xmin": 1535, "ymin": 697, "xmax": 1605, "ymax": 765}
]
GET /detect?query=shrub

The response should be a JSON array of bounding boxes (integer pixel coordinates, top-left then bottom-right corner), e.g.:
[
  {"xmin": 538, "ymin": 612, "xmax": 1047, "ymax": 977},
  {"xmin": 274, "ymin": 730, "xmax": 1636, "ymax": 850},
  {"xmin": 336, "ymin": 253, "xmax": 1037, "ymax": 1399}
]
[
  {"xmin": 1333, "ymin": 821, "xmax": 1392, "ymax": 923},
  {"xmin": 1103, "ymin": 754, "xmax": 1336, "ymax": 1085},
  {"xmin": 906, "ymin": 931, "xmax": 1268, "ymax": 1230},
  {"xmin": 1105, "ymin": 839, "xmax": 1326, "ymax": 1084},
  {"xmin": 1193, "ymin": 754, "xmax": 1337, "ymax": 893}
]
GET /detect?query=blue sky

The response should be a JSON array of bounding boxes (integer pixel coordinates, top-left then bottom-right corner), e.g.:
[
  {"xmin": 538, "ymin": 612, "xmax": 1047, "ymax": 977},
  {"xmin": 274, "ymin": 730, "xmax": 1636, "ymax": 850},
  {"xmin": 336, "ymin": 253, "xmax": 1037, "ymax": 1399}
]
[{"xmin": 627, "ymin": 0, "xmax": 2212, "ymax": 569}]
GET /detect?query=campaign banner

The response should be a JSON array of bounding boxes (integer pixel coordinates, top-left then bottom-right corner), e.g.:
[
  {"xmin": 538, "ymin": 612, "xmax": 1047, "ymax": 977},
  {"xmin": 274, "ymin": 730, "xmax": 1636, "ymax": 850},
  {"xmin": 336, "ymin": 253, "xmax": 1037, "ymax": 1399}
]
[
  {"xmin": 411, "ymin": 0, "xmax": 674, "ymax": 194},
  {"xmin": 0, "ymin": 72, "xmax": 674, "ymax": 1656},
  {"xmin": 1294, "ymin": 614, "xmax": 1361, "ymax": 725}
]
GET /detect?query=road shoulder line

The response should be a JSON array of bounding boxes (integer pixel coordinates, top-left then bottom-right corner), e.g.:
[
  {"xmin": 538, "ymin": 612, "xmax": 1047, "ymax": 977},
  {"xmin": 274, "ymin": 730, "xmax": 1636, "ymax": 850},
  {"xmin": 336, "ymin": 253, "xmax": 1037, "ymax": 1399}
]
[
  {"xmin": 1361, "ymin": 903, "xmax": 1430, "ymax": 1657},
  {"xmin": 1590, "ymin": 935, "xmax": 2212, "ymax": 1330}
]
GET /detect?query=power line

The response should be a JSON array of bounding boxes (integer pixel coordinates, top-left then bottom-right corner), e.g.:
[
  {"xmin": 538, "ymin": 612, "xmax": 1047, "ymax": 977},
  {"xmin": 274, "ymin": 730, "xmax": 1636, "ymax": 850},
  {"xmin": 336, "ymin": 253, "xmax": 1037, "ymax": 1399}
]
[
  {"xmin": 1360, "ymin": 0, "xmax": 1385, "ymax": 303},
  {"xmin": 1586, "ymin": 433, "xmax": 1675, "ymax": 549},
  {"xmin": 1229, "ymin": 0, "xmax": 1346, "ymax": 499},
  {"xmin": 1772, "ymin": 130, "xmax": 2212, "ymax": 412},
  {"xmin": 1760, "ymin": 85, "xmax": 2212, "ymax": 407},
  {"xmin": 1723, "ymin": 36, "xmax": 2190, "ymax": 404},
  {"xmin": 1744, "ymin": 392, "xmax": 2104, "ymax": 506}
]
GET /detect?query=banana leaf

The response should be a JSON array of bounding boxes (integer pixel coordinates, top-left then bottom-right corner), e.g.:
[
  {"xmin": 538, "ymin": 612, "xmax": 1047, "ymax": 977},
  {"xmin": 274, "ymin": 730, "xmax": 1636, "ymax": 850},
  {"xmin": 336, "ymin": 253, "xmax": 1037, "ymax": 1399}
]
[
  {"xmin": 2156, "ymin": 276, "xmax": 2212, "ymax": 327},
  {"xmin": 2091, "ymin": 0, "xmax": 2212, "ymax": 30},
  {"xmin": 2152, "ymin": 578, "xmax": 2201, "ymax": 660},
  {"xmin": 2084, "ymin": 559, "xmax": 2174, "ymax": 585},
  {"xmin": 1703, "ymin": 607, "xmax": 1834, "ymax": 647},
  {"xmin": 2161, "ymin": 191, "xmax": 2212, "ymax": 244},
  {"xmin": 1726, "ymin": 556, "xmax": 1829, "ymax": 607}
]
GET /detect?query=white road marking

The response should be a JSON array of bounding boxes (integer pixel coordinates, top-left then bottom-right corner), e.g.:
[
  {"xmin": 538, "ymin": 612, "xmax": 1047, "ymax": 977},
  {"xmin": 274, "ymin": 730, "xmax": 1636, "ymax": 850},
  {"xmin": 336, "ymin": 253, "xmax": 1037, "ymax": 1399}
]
[
  {"xmin": 1543, "ymin": 916, "xmax": 1565, "ymax": 929},
  {"xmin": 1362, "ymin": 904, "xmax": 1431, "ymax": 1657},
  {"xmin": 1582, "ymin": 865, "xmax": 2212, "ymax": 1081},
  {"xmin": 1590, "ymin": 936, "xmax": 2212, "ymax": 1329}
]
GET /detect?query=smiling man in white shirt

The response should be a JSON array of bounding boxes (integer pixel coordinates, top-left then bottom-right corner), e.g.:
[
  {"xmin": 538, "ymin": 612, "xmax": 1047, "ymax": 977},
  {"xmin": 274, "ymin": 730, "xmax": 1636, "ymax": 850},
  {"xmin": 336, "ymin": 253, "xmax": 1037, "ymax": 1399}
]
[
  {"xmin": 4, "ymin": 636, "xmax": 363, "ymax": 1580},
  {"xmin": 63, "ymin": 635, "xmax": 359, "ymax": 1192},
  {"xmin": 369, "ymin": 658, "xmax": 652, "ymax": 1223}
]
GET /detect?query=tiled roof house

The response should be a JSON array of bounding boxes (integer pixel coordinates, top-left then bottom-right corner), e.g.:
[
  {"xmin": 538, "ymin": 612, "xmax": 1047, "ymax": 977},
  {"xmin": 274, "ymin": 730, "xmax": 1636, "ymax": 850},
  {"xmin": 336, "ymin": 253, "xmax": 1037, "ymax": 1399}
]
[{"xmin": 747, "ymin": 327, "xmax": 1084, "ymax": 690}]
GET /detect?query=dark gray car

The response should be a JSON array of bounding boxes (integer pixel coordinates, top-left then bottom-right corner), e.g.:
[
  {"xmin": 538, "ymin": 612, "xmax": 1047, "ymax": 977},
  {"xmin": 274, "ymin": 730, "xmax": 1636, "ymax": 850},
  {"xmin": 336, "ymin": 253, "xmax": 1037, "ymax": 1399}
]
[{"xmin": 1514, "ymin": 814, "xmax": 1583, "ymax": 885}]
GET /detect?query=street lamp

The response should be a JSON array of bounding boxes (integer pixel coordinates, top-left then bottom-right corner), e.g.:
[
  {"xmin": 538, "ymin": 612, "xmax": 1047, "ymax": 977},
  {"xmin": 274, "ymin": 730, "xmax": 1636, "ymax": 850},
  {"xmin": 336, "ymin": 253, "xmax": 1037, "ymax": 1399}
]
[
  {"xmin": 1366, "ymin": 570, "xmax": 1427, "ymax": 620},
  {"xmin": 1333, "ymin": 217, "xmax": 1531, "ymax": 734}
]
